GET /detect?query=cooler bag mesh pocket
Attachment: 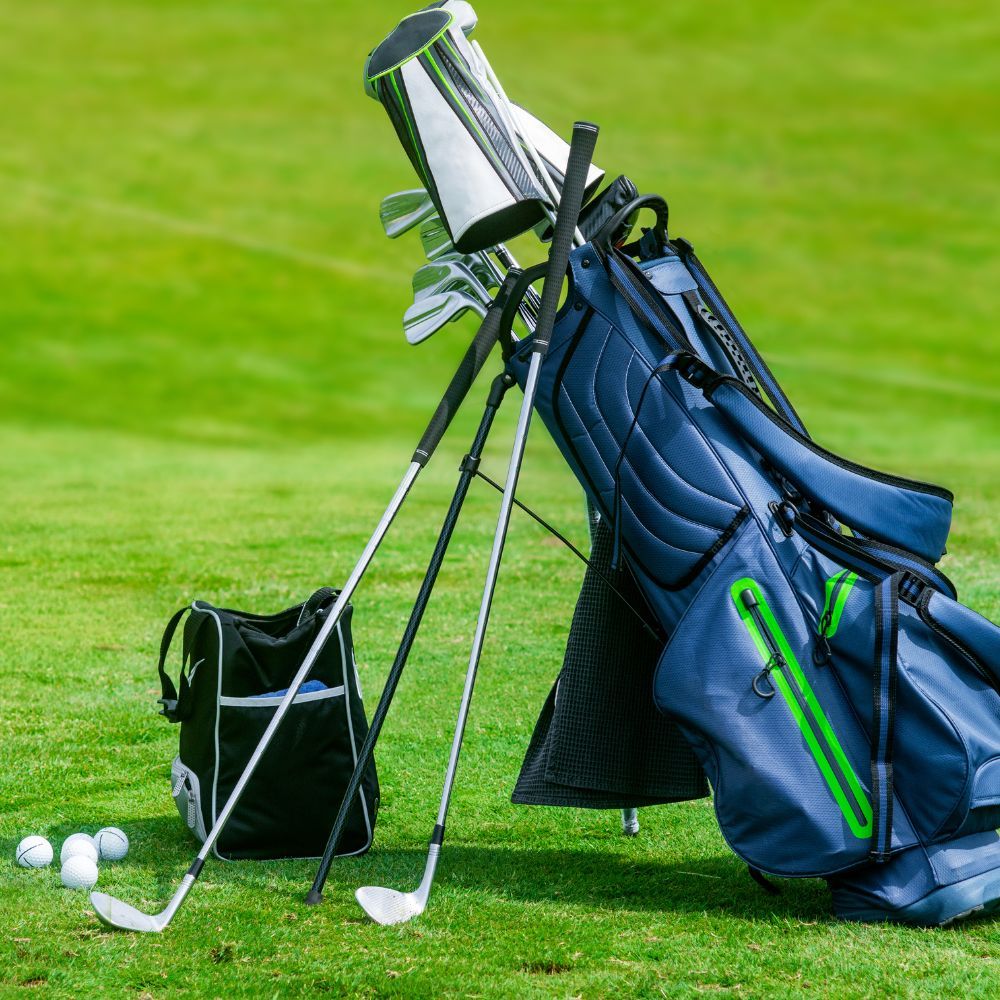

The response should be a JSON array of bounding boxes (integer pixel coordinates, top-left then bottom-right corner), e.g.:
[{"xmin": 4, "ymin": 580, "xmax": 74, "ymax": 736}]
[{"xmin": 171, "ymin": 756, "xmax": 207, "ymax": 841}]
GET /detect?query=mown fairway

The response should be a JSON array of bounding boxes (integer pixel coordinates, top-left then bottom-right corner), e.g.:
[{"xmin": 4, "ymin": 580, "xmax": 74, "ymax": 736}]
[{"xmin": 1, "ymin": 1, "xmax": 997, "ymax": 996}]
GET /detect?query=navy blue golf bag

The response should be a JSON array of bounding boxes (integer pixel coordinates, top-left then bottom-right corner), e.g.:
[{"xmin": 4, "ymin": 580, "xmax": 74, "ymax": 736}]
[{"xmin": 506, "ymin": 193, "xmax": 1000, "ymax": 926}]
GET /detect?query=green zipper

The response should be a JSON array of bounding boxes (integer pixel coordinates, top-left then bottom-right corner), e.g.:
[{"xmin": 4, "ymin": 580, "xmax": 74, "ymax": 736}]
[
  {"xmin": 814, "ymin": 570, "xmax": 858, "ymax": 665},
  {"xmin": 732, "ymin": 578, "xmax": 872, "ymax": 839}
]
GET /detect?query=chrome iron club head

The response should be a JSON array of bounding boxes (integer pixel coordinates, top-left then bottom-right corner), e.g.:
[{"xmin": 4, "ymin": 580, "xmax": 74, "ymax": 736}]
[
  {"xmin": 380, "ymin": 190, "xmax": 437, "ymax": 239},
  {"xmin": 403, "ymin": 289, "xmax": 487, "ymax": 345},
  {"xmin": 412, "ymin": 260, "xmax": 493, "ymax": 306}
]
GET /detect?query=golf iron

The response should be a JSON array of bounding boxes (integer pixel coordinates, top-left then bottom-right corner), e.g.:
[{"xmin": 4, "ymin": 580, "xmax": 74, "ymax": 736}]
[
  {"xmin": 403, "ymin": 288, "xmax": 487, "ymax": 346},
  {"xmin": 305, "ymin": 365, "xmax": 517, "ymax": 907},
  {"xmin": 90, "ymin": 285, "xmax": 515, "ymax": 932},
  {"xmin": 354, "ymin": 120, "xmax": 599, "ymax": 925},
  {"xmin": 412, "ymin": 260, "xmax": 495, "ymax": 306}
]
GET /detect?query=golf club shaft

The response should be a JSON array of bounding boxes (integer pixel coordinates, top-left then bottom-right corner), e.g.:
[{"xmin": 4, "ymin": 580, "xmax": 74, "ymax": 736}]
[
  {"xmin": 306, "ymin": 369, "xmax": 516, "ymax": 903},
  {"xmin": 429, "ymin": 352, "xmax": 543, "ymax": 839},
  {"xmin": 198, "ymin": 463, "xmax": 420, "ymax": 865},
  {"xmin": 417, "ymin": 121, "xmax": 599, "ymax": 890}
]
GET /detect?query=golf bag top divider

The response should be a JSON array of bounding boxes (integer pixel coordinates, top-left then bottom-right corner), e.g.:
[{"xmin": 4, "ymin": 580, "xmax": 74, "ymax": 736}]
[
  {"xmin": 364, "ymin": 7, "xmax": 604, "ymax": 253},
  {"xmin": 504, "ymin": 193, "xmax": 1000, "ymax": 925}
]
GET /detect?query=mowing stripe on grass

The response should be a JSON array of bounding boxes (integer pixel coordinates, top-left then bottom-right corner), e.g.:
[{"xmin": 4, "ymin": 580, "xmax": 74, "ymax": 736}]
[{"xmin": 3, "ymin": 174, "xmax": 398, "ymax": 284}]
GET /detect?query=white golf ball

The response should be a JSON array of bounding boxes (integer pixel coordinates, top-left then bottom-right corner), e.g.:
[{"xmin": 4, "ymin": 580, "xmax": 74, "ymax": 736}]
[
  {"xmin": 95, "ymin": 827, "xmax": 129, "ymax": 862},
  {"xmin": 16, "ymin": 836, "xmax": 53, "ymax": 869},
  {"xmin": 61, "ymin": 855, "xmax": 99, "ymax": 890},
  {"xmin": 61, "ymin": 833, "xmax": 98, "ymax": 865}
]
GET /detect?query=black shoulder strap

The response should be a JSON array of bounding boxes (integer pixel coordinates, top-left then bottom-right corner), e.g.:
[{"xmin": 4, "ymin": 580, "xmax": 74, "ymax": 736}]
[
  {"xmin": 157, "ymin": 605, "xmax": 193, "ymax": 722},
  {"xmin": 672, "ymin": 238, "xmax": 810, "ymax": 438}
]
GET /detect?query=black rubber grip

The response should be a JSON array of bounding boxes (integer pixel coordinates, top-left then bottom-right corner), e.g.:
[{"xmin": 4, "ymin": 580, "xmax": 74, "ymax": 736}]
[
  {"xmin": 411, "ymin": 275, "xmax": 515, "ymax": 466},
  {"xmin": 532, "ymin": 121, "xmax": 599, "ymax": 355}
]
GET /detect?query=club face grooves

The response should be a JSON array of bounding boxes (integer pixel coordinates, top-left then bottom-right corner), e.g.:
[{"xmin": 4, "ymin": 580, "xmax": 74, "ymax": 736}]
[{"xmin": 355, "ymin": 886, "xmax": 427, "ymax": 925}]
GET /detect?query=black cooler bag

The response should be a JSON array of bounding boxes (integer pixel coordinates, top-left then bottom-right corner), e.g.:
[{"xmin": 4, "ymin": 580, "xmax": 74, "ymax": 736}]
[{"xmin": 157, "ymin": 588, "xmax": 379, "ymax": 860}]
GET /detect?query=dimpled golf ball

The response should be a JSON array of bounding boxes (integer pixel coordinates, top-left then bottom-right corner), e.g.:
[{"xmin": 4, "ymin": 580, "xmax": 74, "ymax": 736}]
[
  {"xmin": 95, "ymin": 827, "xmax": 129, "ymax": 862},
  {"xmin": 16, "ymin": 836, "xmax": 53, "ymax": 869},
  {"xmin": 61, "ymin": 855, "xmax": 98, "ymax": 890},
  {"xmin": 60, "ymin": 833, "xmax": 98, "ymax": 866}
]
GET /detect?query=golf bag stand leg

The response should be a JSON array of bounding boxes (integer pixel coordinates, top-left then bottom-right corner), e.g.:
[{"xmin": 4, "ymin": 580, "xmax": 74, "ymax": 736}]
[
  {"xmin": 88, "ymin": 290, "xmax": 514, "ymax": 933},
  {"xmin": 355, "ymin": 122, "xmax": 599, "ymax": 925},
  {"xmin": 305, "ymin": 368, "xmax": 517, "ymax": 905}
]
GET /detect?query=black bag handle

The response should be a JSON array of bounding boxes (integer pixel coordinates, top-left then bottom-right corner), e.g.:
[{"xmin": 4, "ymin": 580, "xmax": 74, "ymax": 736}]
[
  {"xmin": 297, "ymin": 587, "xmax": 337, "ymax": 626},
  {"xmin": 593, "ymin": 194, "xmax": 669, "ymax": 252},
  {"xmin": 157, "ymin": 605, "xmax": 194, "ymax": 722}
]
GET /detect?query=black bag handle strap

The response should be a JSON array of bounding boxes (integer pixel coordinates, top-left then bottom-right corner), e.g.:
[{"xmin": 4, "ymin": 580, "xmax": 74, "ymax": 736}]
[
  {"xmin": 593, "ymin": 193, "xmax": 669, "ymax": 252},
  {"xmin": 297, "ymin": 587, "xmax": 337, "ymax": 626},
  {"xmin": 498, "ymin": 262, "xmax": 549, "ymax": 351},
  {"xmin": 157, "ymin": 605, "xmax": 193, "ymax": 722}
]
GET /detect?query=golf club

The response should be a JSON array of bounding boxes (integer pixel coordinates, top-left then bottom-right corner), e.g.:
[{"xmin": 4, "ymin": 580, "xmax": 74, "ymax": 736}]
[
  {"xmin": 403, "ymin": 288, "xmax": 487, "ymax": 346},
  {"xmin": 440, "ymin": 253, "xmax": 500, "ymax": 292},
  {"xmin": 91, "ymin": 292, "xmax": 513, "ymax": 932},
  {"xmin": 411, "ymin": 197, "xmax": 639, "ymax": 836},
  {"xmin": 418, "ymin": 216, "xmax": 541, "ymax": 326},
  {"xmin": 305, "ymin": 365, "xmax": 517, "ymax": 907},
  {"xmin": 355, "ymin": 120, "xmax": 598, "ymax": 925}
]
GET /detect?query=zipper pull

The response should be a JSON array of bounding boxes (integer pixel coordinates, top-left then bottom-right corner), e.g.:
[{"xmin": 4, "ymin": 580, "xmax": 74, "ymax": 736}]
[
  {"xmin": 741, "ymin": 588, "xmax": 781, "ymax": 698},
  {"xmin": 814, "ymin": 610, "xmax": 833, "ymax": 665},
  {"xmin": 813, "ymin": 634, "xmax": 832, "ymax": 666},
  {"xmin": 752, "ymin": 654, "xmax": 781, "ymax": 699}
]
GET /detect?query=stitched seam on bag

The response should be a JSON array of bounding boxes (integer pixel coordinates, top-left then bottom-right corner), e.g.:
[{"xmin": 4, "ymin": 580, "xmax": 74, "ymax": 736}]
[
  {"xmin": 617, "ymin": 453, "xmax": 730, "ymax": 544},
  {"xmin": 587, "ymin": 330, "xmax": 744, "ymax": 510},
  {"xmin": 616, "ymin": 492, "xmax": 716, "ymax": 564},
  {"xmin": 622, "ymin": 405, "xmax": 743, "ymax": 511}
]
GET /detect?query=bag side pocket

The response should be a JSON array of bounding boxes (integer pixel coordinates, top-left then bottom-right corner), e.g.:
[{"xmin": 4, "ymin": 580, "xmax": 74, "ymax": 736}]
[{"xmin": 171, "ymin": 756, "xmax": 208, "ymax": 842}]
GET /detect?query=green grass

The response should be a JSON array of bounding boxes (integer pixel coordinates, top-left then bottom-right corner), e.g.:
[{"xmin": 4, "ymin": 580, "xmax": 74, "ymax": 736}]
[{"xmin": 1, "ymin": 0, "xmax": 997, "ymax": 995}]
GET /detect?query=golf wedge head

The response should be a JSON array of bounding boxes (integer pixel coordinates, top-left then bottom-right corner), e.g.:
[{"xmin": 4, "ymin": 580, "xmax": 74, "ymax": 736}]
[
  {"xmin": 403, "ymin": 289, "xmax": 486, "ymax": 345},
  {"xmin": 355, "ymin": 885, "xmax": 428, "ymax": 926},
  {"xmin": 90, "ymin": 892, "xmax": 168, "ymax": 933},
  {"xmin": 446, "ymin": 252, "xmax": 500, "ymax": 292}
]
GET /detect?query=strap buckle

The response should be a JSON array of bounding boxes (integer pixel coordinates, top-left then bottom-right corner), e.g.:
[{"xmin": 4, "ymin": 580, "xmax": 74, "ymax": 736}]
[
  {"xmin": 768, "ymin": 499, "xmax": 797, "ymax": 537},
  {"xmin": 157, "ymin": 697, "xmax": 180, "ymax": 722},
  {"xmin": 673, "ymin": 352, "xmax": 715, "ymax": 389}
]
